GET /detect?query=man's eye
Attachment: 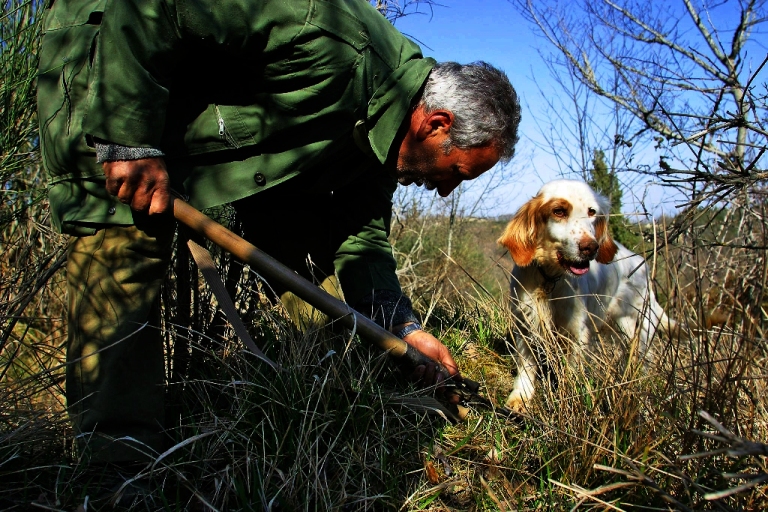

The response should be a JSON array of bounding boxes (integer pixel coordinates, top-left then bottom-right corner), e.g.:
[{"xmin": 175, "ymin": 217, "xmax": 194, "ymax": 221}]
[{"xmin": 588, "ymin": 208, "xmax": 596, "ymax": 217}]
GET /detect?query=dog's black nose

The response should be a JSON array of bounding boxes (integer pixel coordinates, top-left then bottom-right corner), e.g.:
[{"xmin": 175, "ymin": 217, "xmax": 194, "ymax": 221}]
[{"xmin": 579, "ymin": 239, "xmax": 599, "ymax": 259}]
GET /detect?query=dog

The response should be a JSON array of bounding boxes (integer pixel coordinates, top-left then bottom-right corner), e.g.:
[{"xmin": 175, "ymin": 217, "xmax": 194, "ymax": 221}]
[{"xmin": 497, "ymin": 180, "xmax": 676, "ymax": 411}]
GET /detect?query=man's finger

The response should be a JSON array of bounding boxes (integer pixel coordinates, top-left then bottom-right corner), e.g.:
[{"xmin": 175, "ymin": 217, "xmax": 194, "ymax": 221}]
[
  {"xmin": 129, "ymin": 178, "xmax": 150, "ymax": 210},
  {"xmin": 149, "ymin": 187, "xmax": 172, "ymax": 215},
  {"xmin": 445, "ymin": 390, "xmax": 461, "ymax": 405},
  {"xmin": 104, "ymin": 173, "xmax": 122, "ymax": 197},
  {"xmin": 117, "ymin": 179, "xmax": 138, "ymax": 205},
  {"xmin": 443, "ymin": 360, "xmax": 459, "ymax": 377},
  {"xmin": 131, "ymin": 192, "xmax": 152, "ymax": 212}
]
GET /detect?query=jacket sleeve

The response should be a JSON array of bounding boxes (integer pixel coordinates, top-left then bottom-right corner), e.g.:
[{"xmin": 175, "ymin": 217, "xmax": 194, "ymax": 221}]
[
  {"xmin": 332, "ymin": 168, "xmax": 404, "ymax": 311},
  {"xmin": 82, "ymin": 0, "xmax": 181, "ymax": 147}
]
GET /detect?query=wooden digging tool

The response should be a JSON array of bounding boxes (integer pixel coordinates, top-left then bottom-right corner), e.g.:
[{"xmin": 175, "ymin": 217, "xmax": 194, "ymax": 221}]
[{"xmin": 172, "ymin": 197, "xmax": 476, "ymax": 420}]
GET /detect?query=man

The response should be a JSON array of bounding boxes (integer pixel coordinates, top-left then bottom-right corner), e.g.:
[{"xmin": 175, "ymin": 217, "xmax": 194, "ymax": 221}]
[{"xmin": 37, "ymin": 0, "xmax": 520, "ymax": 466}]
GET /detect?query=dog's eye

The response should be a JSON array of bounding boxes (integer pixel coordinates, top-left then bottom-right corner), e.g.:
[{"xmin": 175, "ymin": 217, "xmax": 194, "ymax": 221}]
[
  {"xmin": 552, "ymin": 208, "xmax": 566, "ymax": 218},
  {"xmin": 588, "ymin": 208, "xmax": 597, "ymax": 217}
]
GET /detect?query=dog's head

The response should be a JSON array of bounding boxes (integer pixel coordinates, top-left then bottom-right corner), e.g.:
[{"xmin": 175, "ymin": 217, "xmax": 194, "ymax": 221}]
[{"xmin": 497, "ymin": 180, "xmax": 619, "ymax": 276}]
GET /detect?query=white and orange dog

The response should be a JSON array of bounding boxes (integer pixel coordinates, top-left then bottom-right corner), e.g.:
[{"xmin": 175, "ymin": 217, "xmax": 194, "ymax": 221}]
[{"xmin": 498, "ymin": 180, "xmax": 675, "ymax": 410}]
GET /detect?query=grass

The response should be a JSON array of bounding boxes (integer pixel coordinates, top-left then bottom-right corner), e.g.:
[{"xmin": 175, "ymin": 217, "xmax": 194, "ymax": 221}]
[
  {"xmin": 3, "ymin": 151, "xmax": 768, "ymax": 512},
  {"xmin": 2, "ymin": 199, "xmax": 767, "ymax": 511}
]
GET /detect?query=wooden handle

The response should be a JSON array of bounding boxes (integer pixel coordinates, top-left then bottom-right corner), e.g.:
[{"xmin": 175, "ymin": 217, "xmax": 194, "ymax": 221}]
[
  {"xmin": 172, "ymin": 197, "xmax": 487, "ymax": 424},
  {"xmin": 173, "ymin": 197, "xmax": 428, "ymax": 361}
]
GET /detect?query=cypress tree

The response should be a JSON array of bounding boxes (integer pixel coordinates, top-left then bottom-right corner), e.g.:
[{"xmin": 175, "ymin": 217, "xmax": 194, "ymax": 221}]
[{"xmin": 587, "ymin": 149, "xmax": 639, "ymax": 248}]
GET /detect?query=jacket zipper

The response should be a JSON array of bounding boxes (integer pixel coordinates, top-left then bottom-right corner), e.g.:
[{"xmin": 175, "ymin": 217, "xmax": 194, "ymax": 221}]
[{"xmin": 214, "ymin": 105, "xmax": 240, "ymax": 148}]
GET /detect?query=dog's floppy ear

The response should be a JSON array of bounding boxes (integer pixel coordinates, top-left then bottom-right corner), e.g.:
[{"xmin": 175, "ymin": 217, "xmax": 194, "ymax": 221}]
[
  {"xmin": 594, "ymin": 193, "xmax": 619, "ymax": 264},
  {"xmin": 497, "ymin": 195, "xmax": 542, "ymax": 267}
]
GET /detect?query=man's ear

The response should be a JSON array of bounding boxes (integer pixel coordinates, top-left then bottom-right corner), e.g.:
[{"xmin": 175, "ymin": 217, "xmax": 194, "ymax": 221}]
[{"xmin": 416, "ymin": 109, "xmax": 453, "ymax": 140}]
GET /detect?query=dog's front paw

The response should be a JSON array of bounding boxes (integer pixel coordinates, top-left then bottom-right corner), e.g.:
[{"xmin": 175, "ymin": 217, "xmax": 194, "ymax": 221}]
[
  {"xmin": 505, "ymin": 390, "xmax": 532, "ymax": 412},
  {"xmin": 506, "ymin": 368, "xmax": 536, "ymax": 412}
]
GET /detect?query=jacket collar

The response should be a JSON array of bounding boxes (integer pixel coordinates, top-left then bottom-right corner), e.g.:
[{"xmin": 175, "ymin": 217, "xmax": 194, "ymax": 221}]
[{"xmin": 363, "ymin": 58, "xmax": 436, "ymax": 163}]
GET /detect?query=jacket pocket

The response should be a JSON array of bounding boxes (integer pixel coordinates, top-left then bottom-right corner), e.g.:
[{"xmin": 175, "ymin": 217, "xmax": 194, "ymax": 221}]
[{"xmin": 171, "ymin": 103, "xmax": 257, "ymax": 156}]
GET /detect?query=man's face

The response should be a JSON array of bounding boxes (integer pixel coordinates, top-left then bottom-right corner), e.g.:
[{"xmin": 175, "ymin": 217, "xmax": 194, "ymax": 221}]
[
  {"xmin": 397, "ymin": 142, "xmax": 501, "ymax": 198},
  {"xmin": 395, "ymin": 105, "xmax": 502, "ymax": 197}
]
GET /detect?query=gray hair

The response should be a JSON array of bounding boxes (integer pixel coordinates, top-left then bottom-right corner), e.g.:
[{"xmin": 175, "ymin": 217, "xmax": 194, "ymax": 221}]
[{"xmin": 419, "ymin": 61, "xmax": 521, "ymax": 161}]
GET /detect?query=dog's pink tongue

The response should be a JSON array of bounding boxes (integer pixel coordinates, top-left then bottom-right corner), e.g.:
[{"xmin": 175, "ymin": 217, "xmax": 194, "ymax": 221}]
[{"xmin": 570, "ymin": 266, "xmax": 589, "ymax": 275}]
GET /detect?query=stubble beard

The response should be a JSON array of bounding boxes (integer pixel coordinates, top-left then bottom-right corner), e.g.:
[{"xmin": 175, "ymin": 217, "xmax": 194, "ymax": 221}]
[{"xmin": 396, "ymin": 151, "xmax": 438, "ymax": 190}]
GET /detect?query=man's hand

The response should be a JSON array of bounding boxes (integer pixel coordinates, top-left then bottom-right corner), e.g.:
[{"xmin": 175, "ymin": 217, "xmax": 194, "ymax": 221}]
[
  {"xmin": 103, "ymin": 157, "xmax": 171, "ymax": 215},
  {"xmin": 400, "ymin": 327, "xmax": 461, "ymax": 404}
]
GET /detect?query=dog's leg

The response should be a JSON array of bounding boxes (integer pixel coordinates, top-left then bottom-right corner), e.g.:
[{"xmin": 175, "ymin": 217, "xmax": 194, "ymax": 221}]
[
  {"xmin": 505, "ymin": 336, "xmax": 538, "ymax": 411},
  {"xmin": 506, "ymin": 293, "xmax": 550, "ymax": 411},
  {"xmin": 560, "ymin": 300, "xmax": 591, "ymax": 372},
  {"xmin": 613, "ymin": 314, "xmax": 642, "ymax": 357}
]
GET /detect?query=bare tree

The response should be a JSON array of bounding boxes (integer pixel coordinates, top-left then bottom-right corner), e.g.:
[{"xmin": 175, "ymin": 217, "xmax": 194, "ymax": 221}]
[
  {"xmin": 524, "ymin": 59, "xmax": 647, "ymax": 219},
  {"xmin": 512, "ymin": 0, "xmax": 767, "ymax": 217}
]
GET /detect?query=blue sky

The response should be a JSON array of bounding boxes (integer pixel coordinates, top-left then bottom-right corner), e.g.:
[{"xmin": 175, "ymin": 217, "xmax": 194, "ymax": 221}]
[{"xmin": 392, "ymin": 1, "xmax": 767, "ymax": 219}]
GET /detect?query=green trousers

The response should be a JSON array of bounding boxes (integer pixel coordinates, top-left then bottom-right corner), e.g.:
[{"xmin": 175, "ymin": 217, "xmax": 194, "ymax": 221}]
[
  {"xmin": 66, "ymin": 219, "xmax": 174, "ymax": 463},
  {"xmin": 65, "ymin": 189, "xmax": 346, "ymax": 463}
]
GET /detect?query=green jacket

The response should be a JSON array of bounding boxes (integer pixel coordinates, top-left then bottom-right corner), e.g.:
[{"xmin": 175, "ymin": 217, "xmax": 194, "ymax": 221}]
[{"xmin": 38, "ymin": 0, "xmax": 435, "ymax": 305}]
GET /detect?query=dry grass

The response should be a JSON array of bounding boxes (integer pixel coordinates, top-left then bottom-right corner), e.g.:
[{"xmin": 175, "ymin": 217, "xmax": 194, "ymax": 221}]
[
  {"xmin": 3, "ymin": 2, "xmax": 768, "ymax": 510},
  {"xmin": 2, "ymin": 202, "xmax": 767, "ymax": 511},
  {"xmin": 384, "ymin": 214, "xmax": 768, "ymax": 511}
]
